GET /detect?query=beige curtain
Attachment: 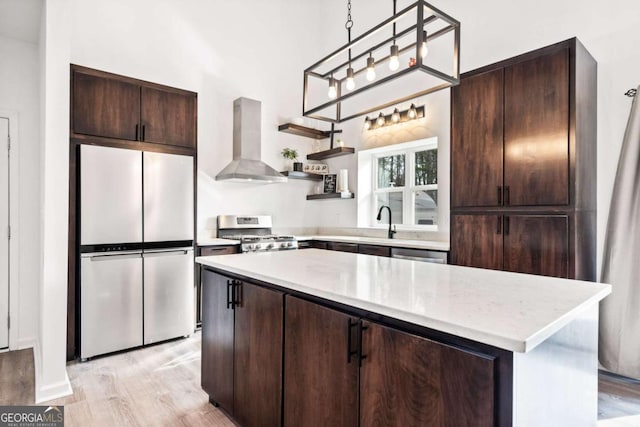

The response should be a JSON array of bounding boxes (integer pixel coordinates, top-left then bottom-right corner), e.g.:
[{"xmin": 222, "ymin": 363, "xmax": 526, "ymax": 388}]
[{"xmin": 600, "ymin": 86, "xmax": 640, "ymax": 378}]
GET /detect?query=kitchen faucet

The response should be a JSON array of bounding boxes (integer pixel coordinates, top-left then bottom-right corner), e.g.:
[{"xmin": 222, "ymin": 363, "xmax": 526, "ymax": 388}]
[{"xmin": 376, "ymin": 205, "xmax": 397, "ymax": 239}]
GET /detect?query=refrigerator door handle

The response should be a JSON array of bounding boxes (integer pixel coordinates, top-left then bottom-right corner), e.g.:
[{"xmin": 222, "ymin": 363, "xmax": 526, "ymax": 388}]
[
  {"xmin": 85, "ymin": 253, "xmax": 142, "ymax": 261},
  {"xmin": 143, "ymin": 249, "xmax": 192, "ymax": 258}
]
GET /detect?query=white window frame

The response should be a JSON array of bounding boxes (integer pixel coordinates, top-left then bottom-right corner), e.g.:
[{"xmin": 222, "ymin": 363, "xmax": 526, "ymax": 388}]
[{"xmin": 370, "ymin": 138, "xmax": 438, "ymax": 229}]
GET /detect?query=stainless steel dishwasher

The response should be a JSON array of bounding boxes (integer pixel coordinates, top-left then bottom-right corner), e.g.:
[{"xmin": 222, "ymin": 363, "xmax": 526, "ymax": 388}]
[{"xmin": 390, "ymin": 247, "xmax": 448, "ymax": 264}]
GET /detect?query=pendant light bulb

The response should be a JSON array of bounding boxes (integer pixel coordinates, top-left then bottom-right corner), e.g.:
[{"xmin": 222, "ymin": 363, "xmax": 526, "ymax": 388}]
[
  {"xmin": 389, "ymin": 45, "xmax": 400, "ymax": 71},
  {"xmin": 346, "ymin": 67, "xmax": 356, "ymax": 91},
  {"xmin": 408, "ymin": 104, "xmax": 417, "ymax": 119},
  {"xmin": 328, "ymin": 77, "xmax": 337, "ymax": 99},
  {"xmin": 421, "ymin": 31, "xmax": 429, "ymax": 59},
  {"xmin": 392, "ymin": 108, "xmax": 400, "ymax": 123},
  {"xmin": 364, "ymin": 117, "xmax": 371, "ymax": 130},
  {"xmin": 366, "ymin": 54, "xmax": 376, "ymax": 82},
  {"xmin": 376, "ymin": 112, "xmax": 385, "ymax": 127}
]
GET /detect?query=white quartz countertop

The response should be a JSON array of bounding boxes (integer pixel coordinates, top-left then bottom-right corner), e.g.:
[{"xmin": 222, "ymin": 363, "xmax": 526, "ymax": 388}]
[
  {"xmin": 197, "ymin": 238, "xmax": 241, "ymax": 246},
  {"xmin": 296, "ymin": 235, "xmax": 450, "ymax": 251},
  {"xmin": 196, "ymin": 249, "xmax": 610, "ymax": 353}
]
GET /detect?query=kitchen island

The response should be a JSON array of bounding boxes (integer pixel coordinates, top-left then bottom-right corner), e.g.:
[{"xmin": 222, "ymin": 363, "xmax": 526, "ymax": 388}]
[{"xmin": 197, "ymin": 249, "xmax": 610, "ymax": 427}]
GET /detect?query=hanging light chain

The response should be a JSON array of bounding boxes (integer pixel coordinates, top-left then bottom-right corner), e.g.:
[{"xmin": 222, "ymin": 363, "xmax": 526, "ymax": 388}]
[{"xmin": 345, "ymin": 0, "xmax": 353, "ymax": 63}]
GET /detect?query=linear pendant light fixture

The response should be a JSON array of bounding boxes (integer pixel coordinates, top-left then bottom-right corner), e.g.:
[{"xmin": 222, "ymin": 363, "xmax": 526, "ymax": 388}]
[
  {"xmin": 303, "ymin": 0, "xmax": 460, "ymax": 123},
  {"xmin": 363, "ymin": 104, "xmax": 425, "ymax": 130}
]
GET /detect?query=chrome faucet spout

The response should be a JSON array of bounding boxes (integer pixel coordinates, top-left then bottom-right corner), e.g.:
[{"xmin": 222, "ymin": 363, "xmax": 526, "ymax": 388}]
[{"xmin": 376, "ymin": 205, "xmax": 397, "ymax": 239}]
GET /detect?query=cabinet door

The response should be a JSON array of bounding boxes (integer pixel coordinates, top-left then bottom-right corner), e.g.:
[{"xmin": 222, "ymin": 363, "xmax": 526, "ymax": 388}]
[
  {"xmin": 358, "ymin": 244, "xmax": 391, "ymax": 257},
  {"xmin": 328, "ymin": 242, "xmax": 359, "ymax": 253},
  {"xmin": 504, "ymin": 49, "xmax": 569, "ymax": 206},
  {"xmin": 234, "ymin": 283, "xmax": 283, "ymax": 427},
  {"xmin": 73, "ymin": 71, "xmax": 140, "ymax": 141},
  {"xmin": 451, "ymin": 68, "xmax": 504, "ymax": 208},
  {"xmin": 504, "ymin": 215, "xmax": 569, "ymax": 278},
  {"xmin": 141, "ymin": 87, "xmax": 197, "ymax": 149},
  {"xmin": 284, "ymin": 296, "xmax": 358, "ymax": 427},
  {"xmin": 360, "ymin": 322, "xmax": 495, "ymax": 426},
  {"xmin": 200, "ymin": 270, "xmax": 234, "ymax": 413},
  {"xmin": 451, "ymin": 214, "xmax": 503, "ymax": 270}
]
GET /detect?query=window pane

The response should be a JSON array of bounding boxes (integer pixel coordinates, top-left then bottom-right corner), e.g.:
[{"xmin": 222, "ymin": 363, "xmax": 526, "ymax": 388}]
[
  {"xmin": 377, "ymin": 154, "xmax": 405, "ymax": 188},
  {"xmin": 415, "ymin": 149, "xmax": 437, "ymax": 185},
  {"xmin": 414, "ymin": 190, "xmax": 438, "ymax": 225},
  {"xmin": 376, "ymin": 192, "xmax": 403, "ymax": 225}
]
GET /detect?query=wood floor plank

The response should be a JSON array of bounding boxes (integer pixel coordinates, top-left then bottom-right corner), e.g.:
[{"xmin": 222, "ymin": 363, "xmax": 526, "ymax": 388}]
[{"xmin": 0, "ymin": 348, "xmax": 35, "ymax": 405}]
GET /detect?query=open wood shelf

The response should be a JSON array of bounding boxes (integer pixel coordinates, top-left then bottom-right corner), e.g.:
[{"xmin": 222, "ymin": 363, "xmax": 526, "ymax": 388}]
[
  {"xmin": 280, "ymin": 171, "xmax": 324, "ymax": 181},
  {"xmin": 306, "ymin": 193, "xmax": 355, "ymax": 201},
  {"xmin": 278, "ymin": 123, "xmax": 334, "ymax": 139},
  {"xmin": 307, "ymin": 147, "xmax": 355, "ymax": 160}
]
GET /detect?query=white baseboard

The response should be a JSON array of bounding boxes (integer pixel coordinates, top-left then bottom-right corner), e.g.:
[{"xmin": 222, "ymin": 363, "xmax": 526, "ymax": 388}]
[
  {"xmin": 29, "ymin": 339, "xmax": 73, "ymax": 403},
  {"xmin": 17, "ymin": 337, "xmax": 37, "ymax": 350},
  {"xmin": 36, "ymin": 371, "xmax": 72, "ymax": 404}
]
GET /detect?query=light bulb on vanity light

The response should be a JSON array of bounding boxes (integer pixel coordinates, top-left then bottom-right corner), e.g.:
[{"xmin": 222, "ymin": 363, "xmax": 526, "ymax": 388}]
[
  {"xmin": 346, "ymin": 67, "xmax": 356, "ymax": 91},
  {"xmin": 391, "ymin": 108, "xmax": 400, "ymax": 123},
  {"xmin": 420, "ymin": 30, "xmax": 429, "ymax": 59},
  {"xmin": 408, "ymin": 103, "xmax": 417, "ymax": 119},
  {"xmin": 364, "ymin": 117, "xmax": 371, "ymax": 130},
  {"xmin": 376, "ymin": 112, "xmax": 385, "ymax": 127},
  {"xmin": 389, "ymin": 44, "xmax": 400, "ymax": 71},
  {"xmin": 328, "ymin": 76, "xmax": 337, "ymax": 99},
  {"xmin": 366, "ymin": 53, "xmax": 376, "ymax": 82}
]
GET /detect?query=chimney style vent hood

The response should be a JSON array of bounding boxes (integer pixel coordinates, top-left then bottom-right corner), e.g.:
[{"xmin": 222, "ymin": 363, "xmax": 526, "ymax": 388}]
[{"xmin": 216, "ymin": 97, "xmax": 287, "ymax": 183}]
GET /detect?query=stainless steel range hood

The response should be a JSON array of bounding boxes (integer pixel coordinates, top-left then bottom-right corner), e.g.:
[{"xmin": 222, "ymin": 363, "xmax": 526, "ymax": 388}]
[{"xmin": 216, "ymin": 97, "xmax": 287, "ymax": 183}]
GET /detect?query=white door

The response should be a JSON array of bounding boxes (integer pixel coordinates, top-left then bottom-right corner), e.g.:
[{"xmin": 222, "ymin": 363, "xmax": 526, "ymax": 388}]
[{"xmin": 0, "ymin": 118, "xmax": 9, "ymax": 349}]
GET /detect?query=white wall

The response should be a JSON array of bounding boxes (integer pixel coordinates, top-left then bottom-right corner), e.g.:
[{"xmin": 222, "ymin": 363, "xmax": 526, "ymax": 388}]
[
  {"xmin": 38, "ymin": 0, "xmax": 72, "ymax": 402},
  {"xmin": 0, "ymin": 36, "xmax": 41, "ymax": 350},
  {"xmin": 315, "ymin": 0, "xmax": 640, "ymax": 271}
]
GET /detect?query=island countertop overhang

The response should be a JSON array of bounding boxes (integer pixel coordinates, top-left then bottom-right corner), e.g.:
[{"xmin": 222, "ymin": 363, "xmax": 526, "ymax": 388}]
[{"xmin": 196, "ymin": 249, "xmax": 610, "ymax": 353}]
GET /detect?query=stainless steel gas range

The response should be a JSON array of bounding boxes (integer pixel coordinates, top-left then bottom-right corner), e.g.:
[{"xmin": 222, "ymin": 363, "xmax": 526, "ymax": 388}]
[{"xmin": 217, "ymin": 215, "xmax": 298, "ymax": 252}]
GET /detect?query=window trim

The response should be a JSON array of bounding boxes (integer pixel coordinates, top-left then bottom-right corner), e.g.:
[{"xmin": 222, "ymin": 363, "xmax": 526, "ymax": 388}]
[{"xmin": 371, "ymin": 139, "xmax": 438, "ymax": 229}]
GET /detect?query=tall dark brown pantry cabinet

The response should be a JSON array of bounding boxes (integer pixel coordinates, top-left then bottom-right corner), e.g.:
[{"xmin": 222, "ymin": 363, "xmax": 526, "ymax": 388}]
[{"xmin": 450, "ymin": 38, "xmax": 596, "ymax": 280}]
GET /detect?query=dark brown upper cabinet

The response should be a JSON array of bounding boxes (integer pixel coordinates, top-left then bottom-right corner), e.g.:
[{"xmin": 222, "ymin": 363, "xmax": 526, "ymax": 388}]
[
  {"xmin": 71, "ymin": 65, "xmax": 197, "ymax": 151},
  {"xmin": 451, "ymin": 68, "xmax": 504, "ymax": 208},
  {"xmin": 504, "ymin": 49, "xmax": 569, "ymax": 207},
  {"xmin": 73, "ymin": 71, "xmax": 141, "ymax": 141},
  {"xmin": 450, "ymin": 38, "xmax": 596, "ymax": 281},
  {"xmin": 140, "ymin": 87, "xmax": 196, "ymax": 148}
]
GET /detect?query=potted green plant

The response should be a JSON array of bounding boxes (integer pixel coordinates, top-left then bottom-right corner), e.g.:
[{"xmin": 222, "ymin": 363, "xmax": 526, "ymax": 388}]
[{"xmin": 282, "ymin": 148, "xmax": 303, "ymax": 171}]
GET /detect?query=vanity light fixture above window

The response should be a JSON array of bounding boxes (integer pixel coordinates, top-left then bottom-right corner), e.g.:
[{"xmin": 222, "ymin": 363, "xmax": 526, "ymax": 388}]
[{"xmin": 364, "ymin": 104, "xmax": 425, "ymax": 130}]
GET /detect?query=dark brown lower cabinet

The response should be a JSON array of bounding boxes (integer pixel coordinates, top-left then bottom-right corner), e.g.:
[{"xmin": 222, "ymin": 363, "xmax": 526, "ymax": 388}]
[
  {"xmin": 358, "ymin": 244, "xmax": 391, "ymax": 257},
  {"xmin": 360, "ymin": 322, "xmax": 495, "ymax": 426},
  {"xmin": 201, "ymin": 270, "xmax": 283, "ymax": 427},
  {"xmin": 283, "ymin": 296, "xmax": 496, "ymax": 427},
  {"xmin": 504, "ymin": 215, "xmax": 568, "ymax": 278},
  {"xmin": 284, "ymin": 297, "xmax": 358, "ymax": 427},
  {"xmin": 328, "ymin": 242, "xmax": 359, "ymax": 253},
  {"xmin": 451, "ymin": 214, "xmax": 503, "ymax": 270},
  {"xmin": 452, "ymin": 214, "xmax": 570, "ymax": 278},
  {"xmin": 201, "ymin": 271, "xmax": 234, "ymax": 412}
]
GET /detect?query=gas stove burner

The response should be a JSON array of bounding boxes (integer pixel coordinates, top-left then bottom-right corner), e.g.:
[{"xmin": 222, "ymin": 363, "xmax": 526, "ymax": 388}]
[{"xmin": 217, "ymin": 215, "xmax": 298, "ymax": 252}]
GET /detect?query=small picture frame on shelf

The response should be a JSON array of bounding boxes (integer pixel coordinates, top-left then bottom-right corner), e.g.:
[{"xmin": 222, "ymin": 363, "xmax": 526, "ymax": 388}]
[
  {"xmin": 323, "ymin": 174, "xmax": 337, "ymax": 193},
  {"xmin": 303, "ymin": 163, "xmax": 329, "ymax": 174}
]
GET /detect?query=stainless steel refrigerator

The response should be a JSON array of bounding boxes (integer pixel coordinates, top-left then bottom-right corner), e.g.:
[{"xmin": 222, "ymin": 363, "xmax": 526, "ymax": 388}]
[{"xmin": 80, "ymin": 145, "xmax": 194, "ymax": 360}]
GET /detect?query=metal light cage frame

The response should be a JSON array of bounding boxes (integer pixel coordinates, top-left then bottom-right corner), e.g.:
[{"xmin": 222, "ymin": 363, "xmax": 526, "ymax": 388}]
[{"xmin": 303, "ymin": 0, "xmax": 460, "ymax": 123}]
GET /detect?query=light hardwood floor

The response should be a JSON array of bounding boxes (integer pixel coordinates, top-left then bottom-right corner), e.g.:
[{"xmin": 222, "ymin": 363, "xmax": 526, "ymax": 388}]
[
  {"xmin": 46, "ymin": 334, "xmax": 234, "ymax": 427},
  {"xmin": 2, "ymin": 332, "xmax": 640, "ymax": 425}
]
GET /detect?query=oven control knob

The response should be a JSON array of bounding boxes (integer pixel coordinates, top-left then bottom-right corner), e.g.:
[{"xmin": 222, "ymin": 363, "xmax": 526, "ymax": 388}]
[
  {"xmin": 267, "ymin": 243, "xmax": 274, "ymax": 249},
  {"xmin": 280, "ymin": 242, "xmax": 288, "ymax": 248}
]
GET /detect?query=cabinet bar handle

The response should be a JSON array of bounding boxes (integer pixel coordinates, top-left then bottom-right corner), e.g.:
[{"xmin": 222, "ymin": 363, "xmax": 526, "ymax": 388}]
[
  {"xmin": 141, "ymin": 124, "xmax": 146, "ymax": 141},
  {"xmin": 496, "ymin": 216, "xmax": 502, "ymax": 235},
  {"xmin": 358, "ymin": 321, "xmax": 368, "ymax": 367},
  {"xmin": 347, "ymin": 319, "xmax": 358, "ymax": 364},
  {"xmin": 497, "ymin": 186, "xmax": 502, "ymax": 205},
  {"xmin": 233, "ymin": 281, "xmax": 242, "ymax": 308},
  {"xmin": 504, "ymin": 186, "xmax": 510, "ymax": 205},
  {"xmin": 135, "ymin": 124, "xmax": 139, "ymax": 141},
  {"xmin": 505, "ymin": 216, "xmax": 510, "ymax": 235},
  {"xmin": 226, "ymin": 280, "xmax": 233, "ymax": 309}
]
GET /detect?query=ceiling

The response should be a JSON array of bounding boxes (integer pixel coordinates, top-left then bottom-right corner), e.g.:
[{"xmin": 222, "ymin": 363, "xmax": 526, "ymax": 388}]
[{"xmin": 0, "ymin": 0, "xmax": 43, "ymax": 44}]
